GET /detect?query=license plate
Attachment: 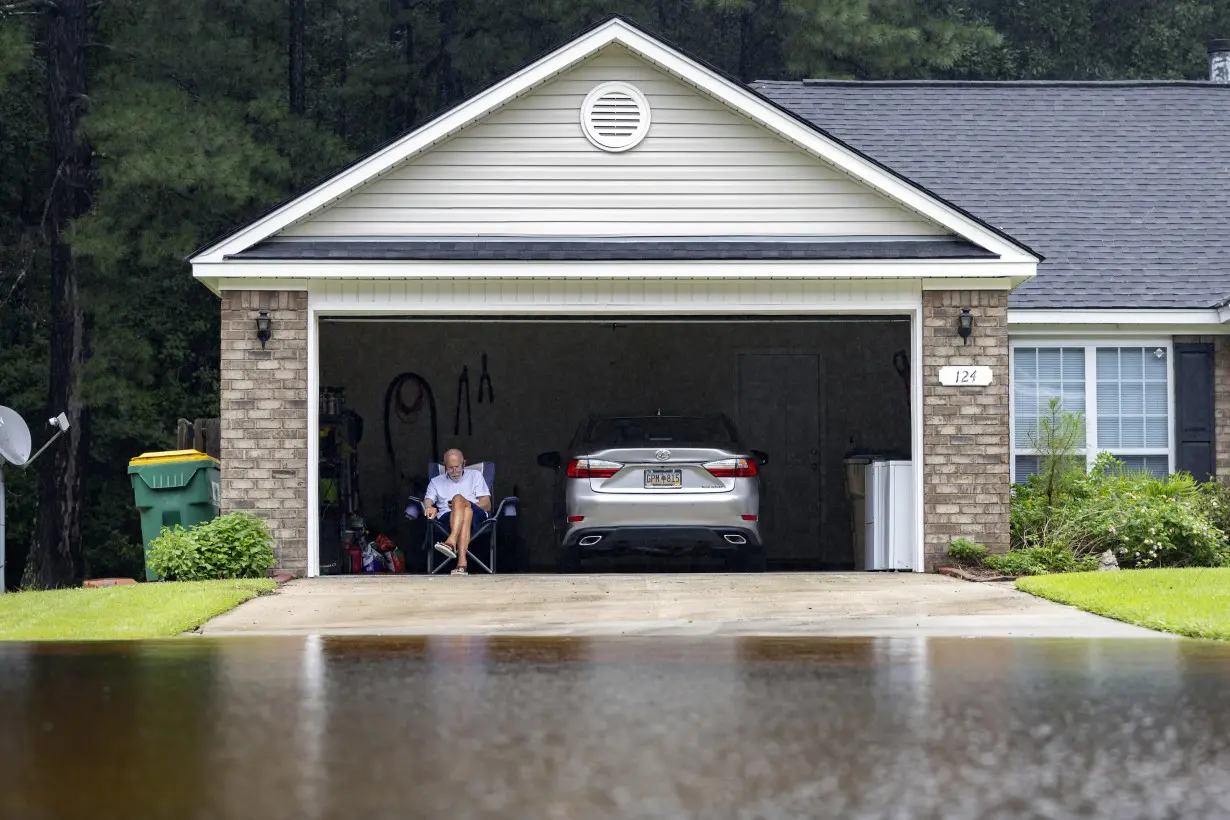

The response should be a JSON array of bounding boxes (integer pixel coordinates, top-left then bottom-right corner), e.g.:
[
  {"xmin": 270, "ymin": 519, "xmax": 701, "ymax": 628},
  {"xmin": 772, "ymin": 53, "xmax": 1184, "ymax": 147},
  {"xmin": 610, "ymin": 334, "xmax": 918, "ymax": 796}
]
[{"xmin": 644, "ymin": 469, "xmax": 682, "ymax": 489}]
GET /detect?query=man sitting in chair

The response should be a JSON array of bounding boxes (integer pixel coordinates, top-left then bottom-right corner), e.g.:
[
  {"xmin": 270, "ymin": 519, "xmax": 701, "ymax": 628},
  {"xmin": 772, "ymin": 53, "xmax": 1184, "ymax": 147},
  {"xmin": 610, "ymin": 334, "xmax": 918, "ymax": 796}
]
[{"xmin": 424, "ymin": 448, "xmax": 491, "ymax": 575}]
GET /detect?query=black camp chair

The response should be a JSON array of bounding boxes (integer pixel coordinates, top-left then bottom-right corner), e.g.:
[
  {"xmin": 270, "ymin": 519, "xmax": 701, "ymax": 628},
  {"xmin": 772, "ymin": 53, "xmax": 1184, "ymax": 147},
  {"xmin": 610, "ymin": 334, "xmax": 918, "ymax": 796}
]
[{"xmin": 404, "ymin": 462, "xmax": 517, "ymax": 574}]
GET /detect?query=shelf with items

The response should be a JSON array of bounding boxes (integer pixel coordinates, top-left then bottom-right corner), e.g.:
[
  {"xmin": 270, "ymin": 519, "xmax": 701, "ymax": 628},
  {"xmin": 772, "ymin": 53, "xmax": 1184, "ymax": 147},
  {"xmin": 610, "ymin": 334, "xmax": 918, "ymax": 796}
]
[{"xmin": 318, "ymin": 397, "xmax": 363, "ymax": 574}]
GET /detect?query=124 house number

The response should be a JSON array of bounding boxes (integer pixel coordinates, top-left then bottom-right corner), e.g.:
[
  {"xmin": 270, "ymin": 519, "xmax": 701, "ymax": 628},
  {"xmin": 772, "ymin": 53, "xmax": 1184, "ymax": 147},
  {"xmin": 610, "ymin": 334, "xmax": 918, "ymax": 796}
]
[{"xmin": 938, "ymin": 365, "xmax": 993, "ymax": 386}]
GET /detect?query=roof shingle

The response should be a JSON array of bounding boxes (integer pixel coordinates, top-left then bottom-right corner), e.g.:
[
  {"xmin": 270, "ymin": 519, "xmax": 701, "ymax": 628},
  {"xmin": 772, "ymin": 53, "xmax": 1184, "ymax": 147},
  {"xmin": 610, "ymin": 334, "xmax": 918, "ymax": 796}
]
[
  {"xmin": 232, "ymin": 237, "xmax": 994, "ymax": 262},
  {"xmin": 753, "ymin": 80, "xmax": 1230, "ymax": 309}
]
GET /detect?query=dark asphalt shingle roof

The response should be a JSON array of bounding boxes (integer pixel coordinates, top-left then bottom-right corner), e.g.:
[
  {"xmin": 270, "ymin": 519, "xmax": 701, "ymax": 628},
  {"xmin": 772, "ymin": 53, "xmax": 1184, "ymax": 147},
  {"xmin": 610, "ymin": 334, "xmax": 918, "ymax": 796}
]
[
  {"xmin": 753, "ymin": 80, "xmax": 1230, "ymax": 310},
  {"xmin": 231, "ymin": 237, "xmax": 994, "ymax": 262}
]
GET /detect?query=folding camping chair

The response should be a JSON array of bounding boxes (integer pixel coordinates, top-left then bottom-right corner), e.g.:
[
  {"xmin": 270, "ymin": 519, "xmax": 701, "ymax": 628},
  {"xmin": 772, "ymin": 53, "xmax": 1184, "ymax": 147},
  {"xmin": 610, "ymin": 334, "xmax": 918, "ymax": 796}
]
[{"xmin": 404, "ymin": 462, "xmax": 518, "ymax": 574}]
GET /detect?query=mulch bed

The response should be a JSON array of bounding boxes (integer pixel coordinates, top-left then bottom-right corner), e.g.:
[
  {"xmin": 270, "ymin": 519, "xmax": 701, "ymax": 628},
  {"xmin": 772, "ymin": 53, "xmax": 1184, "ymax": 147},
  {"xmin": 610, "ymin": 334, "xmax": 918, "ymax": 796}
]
[{"xmin": 935, "ymin": 565, "xmax": 1018, "ymax": 583}]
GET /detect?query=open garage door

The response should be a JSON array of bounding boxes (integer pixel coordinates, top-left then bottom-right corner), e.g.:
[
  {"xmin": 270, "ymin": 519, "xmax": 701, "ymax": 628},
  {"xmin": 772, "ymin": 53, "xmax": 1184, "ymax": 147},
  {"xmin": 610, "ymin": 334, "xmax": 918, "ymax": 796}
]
[
  {"xmin": 314, "ymin": 317, "xmax": 912, "ymax": 573},
  {"xmin": 317, "ymin": 317, "xmax": 915, "ymax": 575}
]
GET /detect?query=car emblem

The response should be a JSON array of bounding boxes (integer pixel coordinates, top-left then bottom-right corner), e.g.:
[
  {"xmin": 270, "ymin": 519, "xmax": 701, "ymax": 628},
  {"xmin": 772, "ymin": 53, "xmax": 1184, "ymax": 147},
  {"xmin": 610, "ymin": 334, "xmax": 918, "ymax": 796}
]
[{"xmin": 655, "ymin": 449, "xmax": 671, "ymax": 461}]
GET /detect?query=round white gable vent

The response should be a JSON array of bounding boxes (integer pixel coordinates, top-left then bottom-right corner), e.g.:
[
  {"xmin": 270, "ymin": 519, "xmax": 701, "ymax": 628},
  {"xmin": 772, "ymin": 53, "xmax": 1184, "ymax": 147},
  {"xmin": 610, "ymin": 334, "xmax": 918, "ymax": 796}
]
[{"xmin": 581, "ymin": 82, "xmax": 651, "ymax": 152}]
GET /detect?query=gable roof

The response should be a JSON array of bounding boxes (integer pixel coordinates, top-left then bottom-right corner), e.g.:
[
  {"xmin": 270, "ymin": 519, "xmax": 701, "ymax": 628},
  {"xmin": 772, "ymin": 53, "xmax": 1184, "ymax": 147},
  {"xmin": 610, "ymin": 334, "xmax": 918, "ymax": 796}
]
[
  {"xmin": 755, "ymin": 80, "xmax": 1230, "ymax": 310},
  {"xmin": 190, "ymin": 16, "xmax": 1037, "ymax": 270}
]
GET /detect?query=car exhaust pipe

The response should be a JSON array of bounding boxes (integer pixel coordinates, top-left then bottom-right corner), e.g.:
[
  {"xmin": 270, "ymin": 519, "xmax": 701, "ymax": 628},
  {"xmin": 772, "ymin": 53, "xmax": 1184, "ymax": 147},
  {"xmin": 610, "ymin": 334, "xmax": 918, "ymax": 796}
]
[
  {"xmin": 579, "ymin": 535, "xmax": 604, "ymax": 547},
  {"xmin": 723, "ymin": 534, "xmax": 747, "ymax": 545}
]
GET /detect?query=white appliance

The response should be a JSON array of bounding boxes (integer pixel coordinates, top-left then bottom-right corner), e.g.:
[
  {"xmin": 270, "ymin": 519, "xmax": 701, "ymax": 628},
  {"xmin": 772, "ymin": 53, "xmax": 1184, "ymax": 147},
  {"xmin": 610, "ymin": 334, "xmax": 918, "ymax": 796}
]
[{"xmin": 864, "ymin": 459, "xmax": 915, "ymax": 571}]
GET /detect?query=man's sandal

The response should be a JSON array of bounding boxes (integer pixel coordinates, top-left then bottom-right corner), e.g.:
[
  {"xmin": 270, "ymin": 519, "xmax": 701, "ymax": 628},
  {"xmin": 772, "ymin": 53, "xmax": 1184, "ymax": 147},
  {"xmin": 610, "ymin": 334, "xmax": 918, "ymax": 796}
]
[
  {"xmin": 434, "ymin": 541, "xmax": 457, "ymax": 560},
  {"xmin": 450, "ymin": 566, "xmax": 468, "ymax": 575}
]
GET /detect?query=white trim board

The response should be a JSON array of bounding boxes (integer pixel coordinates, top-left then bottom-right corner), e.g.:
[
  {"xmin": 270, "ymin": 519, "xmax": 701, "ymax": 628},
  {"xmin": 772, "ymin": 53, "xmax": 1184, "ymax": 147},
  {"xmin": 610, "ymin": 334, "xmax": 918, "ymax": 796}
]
[
  {"xmin": 189, "ymin": 18, "xmax": 1038, "ymax": 270},
  {"xmin": 1008, "ymin": 308, "xmax": 1230, "ymax": 332},
  {"xmin": 228, "ymin": 275, "xmax": 924, "ymax": 315},
  {"xmin": 301, "ymin": 289, "xmax": 927, "ymax": 576},
  {"xmin": 194, "ymin": 260, "xmax": 1033, "ymax": 296}
]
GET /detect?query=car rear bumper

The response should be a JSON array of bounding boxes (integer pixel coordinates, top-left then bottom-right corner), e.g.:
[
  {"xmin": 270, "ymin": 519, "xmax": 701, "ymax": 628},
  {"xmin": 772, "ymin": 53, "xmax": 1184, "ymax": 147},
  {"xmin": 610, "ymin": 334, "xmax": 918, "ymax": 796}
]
[{"xmin": 562, "ymin": 526, "xmax": 762, "ymax": 555}]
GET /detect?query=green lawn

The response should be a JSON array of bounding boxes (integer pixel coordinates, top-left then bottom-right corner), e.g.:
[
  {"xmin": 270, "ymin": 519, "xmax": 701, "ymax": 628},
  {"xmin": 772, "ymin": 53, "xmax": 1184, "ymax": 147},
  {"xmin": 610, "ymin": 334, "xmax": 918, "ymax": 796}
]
[
  {"xmin": 1018, "ymin": 568, "xmax": 1230, "ymax": 640},
  {"xmin": 0, "ymin": 579, "xmax": 277, "ymax": 641}
]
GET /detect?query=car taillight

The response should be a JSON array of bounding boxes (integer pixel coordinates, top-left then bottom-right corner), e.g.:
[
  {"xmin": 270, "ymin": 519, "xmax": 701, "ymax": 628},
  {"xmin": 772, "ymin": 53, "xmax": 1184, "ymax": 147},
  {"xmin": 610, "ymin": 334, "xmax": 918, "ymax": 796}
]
[
  {"xmin": 566, "ymin": 458, "xmax": 621, "ymax": 479},
  {"xmin": 703, "ymin": 458, "xmax": 758, "ymax": 478}
]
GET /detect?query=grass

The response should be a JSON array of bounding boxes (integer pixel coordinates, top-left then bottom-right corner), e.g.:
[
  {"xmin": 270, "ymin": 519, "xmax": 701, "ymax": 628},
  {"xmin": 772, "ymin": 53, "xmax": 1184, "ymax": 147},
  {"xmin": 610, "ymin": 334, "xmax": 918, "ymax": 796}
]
[
  {"xmin": 1018, "ymin": 568, "xmax": 1230, "ymax": 640},
  {"xmin": 0, "ymin": 579, "xmax": 277, "ymax": 641}
]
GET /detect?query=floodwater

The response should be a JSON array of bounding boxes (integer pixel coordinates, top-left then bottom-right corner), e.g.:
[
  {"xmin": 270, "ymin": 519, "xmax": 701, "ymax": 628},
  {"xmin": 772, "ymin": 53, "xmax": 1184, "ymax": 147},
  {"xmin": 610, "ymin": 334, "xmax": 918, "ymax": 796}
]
[{"xmin": 1, "ymin": 637, "xmax": 1228, "ymax": 819}]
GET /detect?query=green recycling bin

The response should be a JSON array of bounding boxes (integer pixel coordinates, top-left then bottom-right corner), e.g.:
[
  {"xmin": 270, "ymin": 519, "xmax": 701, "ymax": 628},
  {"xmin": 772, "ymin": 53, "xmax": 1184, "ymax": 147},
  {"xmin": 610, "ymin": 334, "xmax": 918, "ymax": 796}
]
[{"xmin": 128, "ymin": 450, "xmax": 221, "ymax": 581}]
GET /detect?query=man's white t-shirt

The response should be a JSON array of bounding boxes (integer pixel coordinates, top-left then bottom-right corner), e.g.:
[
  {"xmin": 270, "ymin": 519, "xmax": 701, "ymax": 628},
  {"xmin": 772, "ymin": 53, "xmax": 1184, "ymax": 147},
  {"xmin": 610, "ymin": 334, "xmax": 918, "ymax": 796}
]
[{"xmin": 425, "ymin": 469, "xmax": 491, "ymax": 514}]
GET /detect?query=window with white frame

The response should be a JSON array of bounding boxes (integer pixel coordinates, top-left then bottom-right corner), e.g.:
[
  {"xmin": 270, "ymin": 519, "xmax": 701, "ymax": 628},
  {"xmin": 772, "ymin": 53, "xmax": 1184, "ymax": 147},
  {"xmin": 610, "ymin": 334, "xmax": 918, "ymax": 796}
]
[{"xmin": 1011, "ymin": 342, "xmax": 1172, "ymax": 481}]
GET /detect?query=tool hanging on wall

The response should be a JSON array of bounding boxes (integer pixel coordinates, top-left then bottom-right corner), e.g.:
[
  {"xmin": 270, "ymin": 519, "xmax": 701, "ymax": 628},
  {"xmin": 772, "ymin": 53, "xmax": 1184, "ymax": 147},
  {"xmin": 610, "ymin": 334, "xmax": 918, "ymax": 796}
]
[
  {"xmin": 454, "ymin": 365, "xmax": 472, "ymax": 436},
  {"xmin": 892, "ymin": 350, "xmax": 911, "ymax": 406},
  {"xmin": 477, "ymin": 352, "xmax": 494, "ymax": 404},
  {"xmin": 382, "ymin": 372, "xmax": 439, "ymax": 485}
]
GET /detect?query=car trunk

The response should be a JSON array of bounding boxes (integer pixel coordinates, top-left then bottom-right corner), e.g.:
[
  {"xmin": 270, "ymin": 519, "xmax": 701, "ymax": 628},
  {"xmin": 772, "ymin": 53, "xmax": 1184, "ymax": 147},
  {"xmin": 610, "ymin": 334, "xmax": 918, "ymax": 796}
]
[{"xmin": 585, "ymin": 447, "xmax": 738, "ymax": 494}]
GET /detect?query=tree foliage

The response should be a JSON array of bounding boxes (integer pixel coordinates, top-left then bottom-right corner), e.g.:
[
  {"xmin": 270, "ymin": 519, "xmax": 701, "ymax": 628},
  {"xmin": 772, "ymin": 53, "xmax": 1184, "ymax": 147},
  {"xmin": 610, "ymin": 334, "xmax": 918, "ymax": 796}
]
[{"xmin": 1, "ymin": 0, "xmax": 1226, "ymax": 586}]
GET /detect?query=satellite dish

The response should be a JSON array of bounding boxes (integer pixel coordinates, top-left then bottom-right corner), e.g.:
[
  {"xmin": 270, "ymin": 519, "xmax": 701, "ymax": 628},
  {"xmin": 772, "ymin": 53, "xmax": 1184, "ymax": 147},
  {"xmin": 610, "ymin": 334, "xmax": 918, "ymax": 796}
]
[{"xmin": 0, "ymin": 407, "xmax": 32, "ymax": 466}]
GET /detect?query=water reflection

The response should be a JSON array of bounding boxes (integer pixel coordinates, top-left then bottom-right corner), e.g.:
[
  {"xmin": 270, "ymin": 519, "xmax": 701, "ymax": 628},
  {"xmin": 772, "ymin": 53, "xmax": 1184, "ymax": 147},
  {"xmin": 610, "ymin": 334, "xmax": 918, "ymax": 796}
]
[{"xmin": 0, "ymin": 637, "xmax": 1227, "ymax": 818}]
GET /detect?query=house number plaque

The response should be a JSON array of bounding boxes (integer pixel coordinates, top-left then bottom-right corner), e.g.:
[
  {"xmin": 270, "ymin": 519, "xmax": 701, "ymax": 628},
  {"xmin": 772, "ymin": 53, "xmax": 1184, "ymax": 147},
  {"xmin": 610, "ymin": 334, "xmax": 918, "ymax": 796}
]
[{"xmin": 938, "ymin": 365, "xmax": 992, "ymax": 386}]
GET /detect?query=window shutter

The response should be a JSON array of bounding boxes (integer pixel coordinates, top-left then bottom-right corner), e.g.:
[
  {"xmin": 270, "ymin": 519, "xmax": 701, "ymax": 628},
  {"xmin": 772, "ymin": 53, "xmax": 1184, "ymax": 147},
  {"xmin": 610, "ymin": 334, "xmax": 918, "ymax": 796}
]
[{"xmin": 1174, "ymin": 342, "xmax": 1215, "ymax": 481}]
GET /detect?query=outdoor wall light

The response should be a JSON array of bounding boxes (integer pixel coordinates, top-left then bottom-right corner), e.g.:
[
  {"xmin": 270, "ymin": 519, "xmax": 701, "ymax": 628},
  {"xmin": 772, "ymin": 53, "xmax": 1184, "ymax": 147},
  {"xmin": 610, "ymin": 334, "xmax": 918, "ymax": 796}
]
[
  {"xmin": 957, "ymin": 308, "xmax": 974, "ymax": 345},
  {"xmin": 255, "ymin": 310, "xmax": 272, "ymax": 348}
]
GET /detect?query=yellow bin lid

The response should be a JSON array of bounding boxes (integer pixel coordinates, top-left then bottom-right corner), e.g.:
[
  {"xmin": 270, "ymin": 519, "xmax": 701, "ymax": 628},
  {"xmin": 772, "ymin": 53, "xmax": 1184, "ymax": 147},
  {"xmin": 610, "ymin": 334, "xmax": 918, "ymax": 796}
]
[{"xmin": 128, "ymin": 449, "xmax": 219, "ymax": 466}]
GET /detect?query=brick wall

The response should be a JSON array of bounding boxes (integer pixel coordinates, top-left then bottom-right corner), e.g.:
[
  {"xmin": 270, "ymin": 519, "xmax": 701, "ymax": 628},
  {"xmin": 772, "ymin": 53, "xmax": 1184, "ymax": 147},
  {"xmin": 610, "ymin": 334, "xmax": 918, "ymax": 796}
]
[
  {"xmin": 219, "ymin": 291, "xmax": 309, "ymax": 575},
  {"xmin": 921, "ymin": 290, "xmax": 1011, "ymax": 569},
  {"xmin": 1215, "ymin": 337, "xmax": 1230, "ymax": 481}
]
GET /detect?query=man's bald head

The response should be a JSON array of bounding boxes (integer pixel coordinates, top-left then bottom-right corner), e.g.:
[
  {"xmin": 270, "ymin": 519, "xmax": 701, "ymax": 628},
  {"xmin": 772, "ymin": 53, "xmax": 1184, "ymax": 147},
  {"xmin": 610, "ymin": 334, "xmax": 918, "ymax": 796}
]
[{"xmin": 443, "ymin": 448, "xmax": 465, "ymax": 477}]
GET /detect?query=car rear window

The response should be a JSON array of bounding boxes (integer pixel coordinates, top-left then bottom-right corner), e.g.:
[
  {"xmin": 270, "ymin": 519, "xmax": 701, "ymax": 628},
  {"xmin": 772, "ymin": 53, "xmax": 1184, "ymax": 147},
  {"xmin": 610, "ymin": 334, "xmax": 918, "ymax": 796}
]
[{"xmin": 584, "ymin": 417, "xmax": 733, "ymax": 444}]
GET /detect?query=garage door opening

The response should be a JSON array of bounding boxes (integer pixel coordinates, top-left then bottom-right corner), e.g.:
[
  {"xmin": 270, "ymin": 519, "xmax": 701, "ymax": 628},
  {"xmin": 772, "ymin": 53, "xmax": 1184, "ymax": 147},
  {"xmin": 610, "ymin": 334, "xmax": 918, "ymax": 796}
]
[{"xmin": 315, "ymin": 317, "xmax": 913, "ymax": 573}]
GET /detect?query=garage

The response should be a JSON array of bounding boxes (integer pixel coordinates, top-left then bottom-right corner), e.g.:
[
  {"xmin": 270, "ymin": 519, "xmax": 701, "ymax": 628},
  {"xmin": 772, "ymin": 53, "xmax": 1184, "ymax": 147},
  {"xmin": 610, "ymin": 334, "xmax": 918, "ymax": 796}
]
[
  {"xmin": 191, "ymin": 19, "xmax": 1038, "ymax": 578},
  {"xmin": 315, "ymin": 315, "xmax": 913, "ymax": 573}
]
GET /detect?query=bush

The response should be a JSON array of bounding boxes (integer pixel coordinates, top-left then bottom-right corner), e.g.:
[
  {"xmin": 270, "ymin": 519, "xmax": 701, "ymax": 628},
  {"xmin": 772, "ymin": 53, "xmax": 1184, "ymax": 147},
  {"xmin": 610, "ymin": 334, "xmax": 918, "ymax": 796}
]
[
  {"xmin": 984, "ymin": 546, "xmax": 1098, "ymax": 576},
  {"xmin": 1196, "ymin": 480, "xmax": 1230, "ymax": 543},
  {"xmin": 147, "ymin": 513, "xmax": 275, "ymax": 581},
  {"xmin": 1011, "ymin": 453, "xmax": 1230, "ymax": 571},
  {"xmin": 947, "ymin": 538, "xmax": 989, "ymax": 566}
]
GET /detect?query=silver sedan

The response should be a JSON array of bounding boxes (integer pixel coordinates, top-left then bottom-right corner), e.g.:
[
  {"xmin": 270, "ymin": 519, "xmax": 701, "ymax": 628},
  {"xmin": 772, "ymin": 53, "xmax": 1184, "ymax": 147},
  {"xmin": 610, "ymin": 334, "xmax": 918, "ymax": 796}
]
[{"xmin": 537, "ymin": 415, "xmax": 767, "ymax": 571}]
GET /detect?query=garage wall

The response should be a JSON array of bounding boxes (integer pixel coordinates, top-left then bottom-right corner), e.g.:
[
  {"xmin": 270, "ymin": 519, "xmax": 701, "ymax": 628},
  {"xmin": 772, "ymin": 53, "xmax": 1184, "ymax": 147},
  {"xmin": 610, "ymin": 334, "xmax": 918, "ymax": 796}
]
[
  {"xmin": 320, "ymin": 319, "xmax": 910, "ymax": 568},
  {"xmin": 220, "ymin": 290, "xmax": 309, "ymax": 575},
  {"xmin": 922, "ymin": 290, "xmax": 1010, "ymax": 568}
]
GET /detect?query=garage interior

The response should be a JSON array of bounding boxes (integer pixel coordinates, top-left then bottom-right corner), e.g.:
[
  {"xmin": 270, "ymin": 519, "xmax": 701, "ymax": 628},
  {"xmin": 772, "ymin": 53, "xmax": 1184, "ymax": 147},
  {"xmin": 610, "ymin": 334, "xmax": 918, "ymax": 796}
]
[{"xmin": 316, "ymin": 317, "xmax": 912, "ymax": 572}]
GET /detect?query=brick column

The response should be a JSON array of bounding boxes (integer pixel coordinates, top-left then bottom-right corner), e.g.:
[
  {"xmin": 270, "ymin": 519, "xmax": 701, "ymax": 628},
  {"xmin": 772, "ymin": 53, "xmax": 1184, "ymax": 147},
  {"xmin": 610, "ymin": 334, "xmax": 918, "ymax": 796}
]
[
  {"xmin": 219, "ymin": 291, "xmax": 309, "ymax": 575},
  {"xmin": 921, "ymin": 290, "xmax": 1010, "ymax": 569},
  {"xmin": 1216, "ymin": 337, "xmax": 1230, "ymax": 481}
]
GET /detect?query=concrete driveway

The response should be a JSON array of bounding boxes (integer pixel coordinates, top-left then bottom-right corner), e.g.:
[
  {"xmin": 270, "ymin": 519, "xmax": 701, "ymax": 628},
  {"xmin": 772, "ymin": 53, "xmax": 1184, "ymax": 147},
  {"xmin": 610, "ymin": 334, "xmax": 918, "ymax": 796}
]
[{"xmin": 199, "ymin": 573, "xmax": 1165, "ymax": 638}]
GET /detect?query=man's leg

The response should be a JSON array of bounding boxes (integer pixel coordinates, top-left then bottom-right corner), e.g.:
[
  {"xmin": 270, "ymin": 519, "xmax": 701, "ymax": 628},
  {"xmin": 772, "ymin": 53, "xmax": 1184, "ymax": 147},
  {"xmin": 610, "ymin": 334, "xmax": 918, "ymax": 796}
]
[
  {"xmin": 457, "ymin": 502, "xmax": 474, "ymax": 570},
  {"xmin": 446, "ymin": 495, "xmax": 466, "ymax": 548}
]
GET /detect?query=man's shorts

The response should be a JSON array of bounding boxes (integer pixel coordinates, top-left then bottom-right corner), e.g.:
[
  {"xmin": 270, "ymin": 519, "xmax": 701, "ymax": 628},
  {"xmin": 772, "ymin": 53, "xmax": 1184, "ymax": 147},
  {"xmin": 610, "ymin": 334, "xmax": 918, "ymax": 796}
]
[{"xmin": 438, "ymin": 500, "xmax": 489, "ymax": 526}]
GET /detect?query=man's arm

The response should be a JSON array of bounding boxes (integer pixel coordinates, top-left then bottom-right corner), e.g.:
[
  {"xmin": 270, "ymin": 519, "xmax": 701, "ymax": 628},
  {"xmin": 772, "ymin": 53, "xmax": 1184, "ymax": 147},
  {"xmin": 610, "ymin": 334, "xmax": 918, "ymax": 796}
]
[
  {"xmin": 474, "ymin": 474, "xmax": 492, "ymax": 513},
  {"xmin": 422, "ymin": 479, "xmax": 438, "ymax": 518}
]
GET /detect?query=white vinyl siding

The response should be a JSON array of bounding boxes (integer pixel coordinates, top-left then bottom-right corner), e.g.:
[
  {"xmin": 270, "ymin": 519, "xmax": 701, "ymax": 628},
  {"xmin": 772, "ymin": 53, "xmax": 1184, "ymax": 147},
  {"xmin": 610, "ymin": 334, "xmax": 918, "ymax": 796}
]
[
  {"xmin": 1011, "ymin": 341, "xmax": 1174, "ymax": 481},
  {"xmin": 280, "ymin": 46, "xmax": 948, "ymax": 239}
]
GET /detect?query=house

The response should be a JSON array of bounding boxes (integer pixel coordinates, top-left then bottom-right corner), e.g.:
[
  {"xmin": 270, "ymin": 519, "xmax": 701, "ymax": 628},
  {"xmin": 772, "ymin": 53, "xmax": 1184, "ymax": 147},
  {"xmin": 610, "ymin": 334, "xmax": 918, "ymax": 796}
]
[{"xmin": 189, "ymin": 18, "xmax": 1230, "ymax": 576}]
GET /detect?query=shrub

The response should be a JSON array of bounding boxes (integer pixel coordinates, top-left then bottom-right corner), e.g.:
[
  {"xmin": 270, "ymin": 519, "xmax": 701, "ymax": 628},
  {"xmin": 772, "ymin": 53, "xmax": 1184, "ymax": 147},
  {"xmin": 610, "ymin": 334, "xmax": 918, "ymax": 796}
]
[
  {"xmin": 1196, "ymin": 480, "xmax": 1230, "ymax": 543},
  {"xmin": 145, "ymin": 525, "xmax": 206, "ymax": 581},
  {"xmin": 947, "ymin": 538, "xmax": 989, "ymax": 566},
  {"xmin": 147, "ymin": 513, "xmax": 275, "ymax": 581},
  {"xmin": 1011, "ymin": 453, "xmax": 1230, "ymax": 570},
  {"xmin": 984, "ymin": 546, "xmax": 1098, "ymax": 576},
  {"xmin": 1025, "ymin": 398, "xmax": 1086, "ymax": 508}
]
